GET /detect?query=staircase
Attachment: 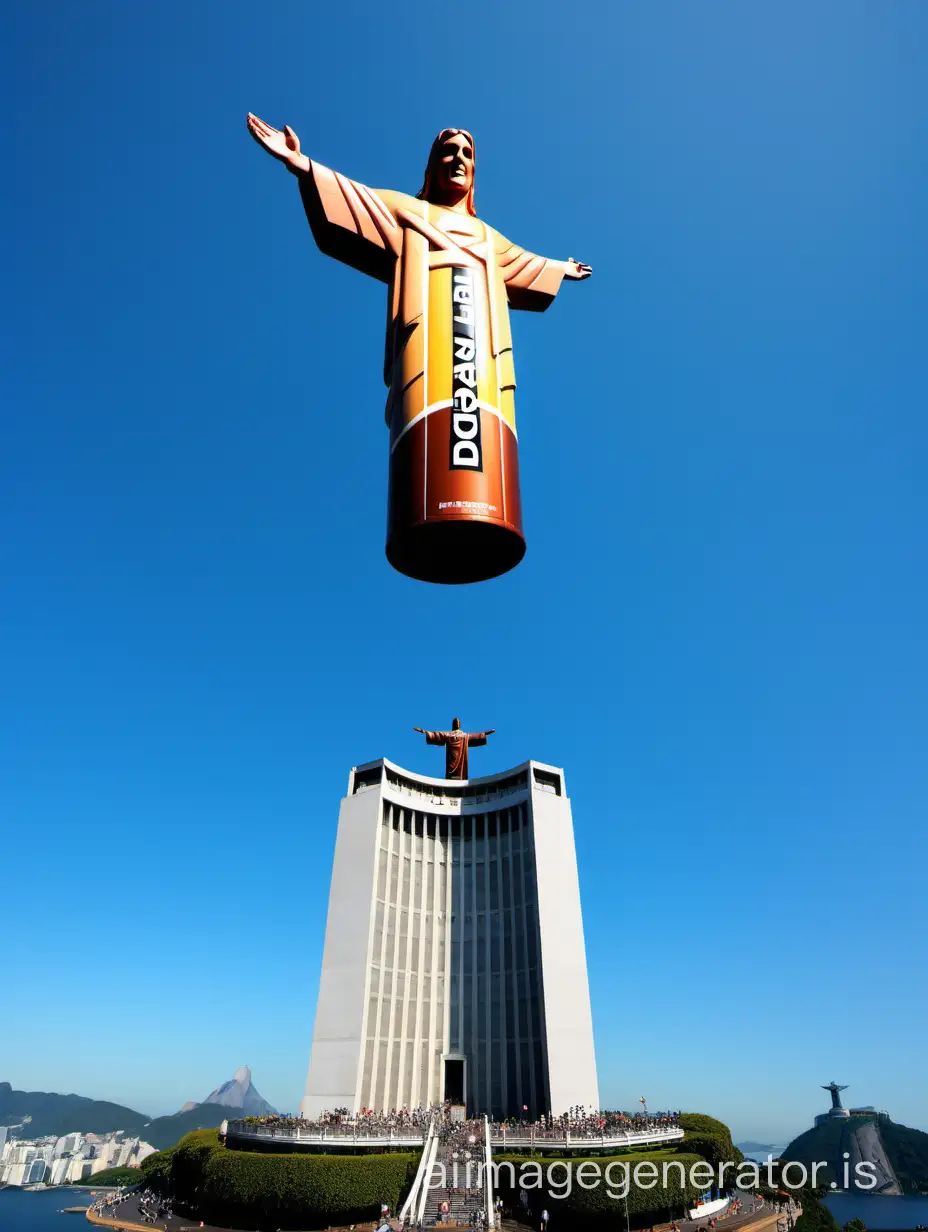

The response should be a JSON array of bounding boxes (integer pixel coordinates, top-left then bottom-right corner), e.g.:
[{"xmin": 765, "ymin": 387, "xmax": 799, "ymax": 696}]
[{"xmin": 420, "ymin": 1124, "xmax": 488, "ymax": 1228}]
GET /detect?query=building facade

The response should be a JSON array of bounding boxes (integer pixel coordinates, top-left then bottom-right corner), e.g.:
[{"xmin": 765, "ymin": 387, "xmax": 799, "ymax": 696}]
[{"xmin": 301, "ymin": 757, "xmax": 599, "ymax": 1121}]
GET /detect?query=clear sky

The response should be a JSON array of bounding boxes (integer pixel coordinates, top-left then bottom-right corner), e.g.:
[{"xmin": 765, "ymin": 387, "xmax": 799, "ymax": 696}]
[{"xmin": 3, "ymin": 1, "xmax": 926, "ymax": 1145}]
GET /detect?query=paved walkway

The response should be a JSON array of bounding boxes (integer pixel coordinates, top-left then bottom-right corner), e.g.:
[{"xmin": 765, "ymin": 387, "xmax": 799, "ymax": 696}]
[
  {"xmin": 655, "ymin": 1200, "xmax": 795, "ymax": 1232},
  {"xmin": 88, "ymin": 1201, "xmax": 227, "ymax": 1232},
  {"xmin": 87, "ymin": 1197, "xmax": 396, "ymax": 1232},
  {"xmin": 89, "ymin": 1189, "xmax": 792, "ymax": 1232},
  {"xmin": 502, "ymin": 1198, "xmax": 791, "ymax": 1232}
]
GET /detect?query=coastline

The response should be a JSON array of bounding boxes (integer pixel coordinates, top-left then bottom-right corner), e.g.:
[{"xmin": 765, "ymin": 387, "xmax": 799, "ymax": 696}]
[
  {"xmin": 86, "ymin": 1210, "xmax": 152, "ymax": 1232},
  {"xmin": 86, "ymin": 1202, "xmax": 393, "ymax": 1232}
]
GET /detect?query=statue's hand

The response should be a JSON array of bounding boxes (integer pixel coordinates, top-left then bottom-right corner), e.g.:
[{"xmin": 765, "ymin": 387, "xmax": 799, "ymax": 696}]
[
  {"xmin": 564, "ymin": 258, "xmax": 593, "ymax": 281},
  {"xmin": 246, "ymin": 113, "xmax": 310, "ymax": 175}
]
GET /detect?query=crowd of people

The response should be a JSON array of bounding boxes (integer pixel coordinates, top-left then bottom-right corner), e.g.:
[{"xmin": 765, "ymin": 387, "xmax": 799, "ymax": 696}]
[
  {"xmin": 233, "ymin": 1103, "xmax": 681, "ymax": 1142},
  {"xmin": 488, "ymin": 1106, "xmax": 681, "ymax": 1139},
  {"xmin": 89, "ymin": 1186, "xmax": 173, "ymax": 1227},
  {"xmin": 133, "ymin": 1189, "xmax": 174, "ymax": 1226},
  {"xmin": 89, "ymin": 1188, "xmax": 132, "ymax": 1216},
  {"xmin": 238, "ymin": 1103, "xmax": 447, "ymax": 1137},
  {"xmin": 437, "ymin": 1116, "xmax": 486, "ymax": 1150}
]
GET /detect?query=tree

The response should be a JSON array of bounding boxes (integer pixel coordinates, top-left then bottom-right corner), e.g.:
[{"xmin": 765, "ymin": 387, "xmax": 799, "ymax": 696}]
[{"xmin": 793, "ymin": 1193, "xmax": 839, "ymax": 1232}]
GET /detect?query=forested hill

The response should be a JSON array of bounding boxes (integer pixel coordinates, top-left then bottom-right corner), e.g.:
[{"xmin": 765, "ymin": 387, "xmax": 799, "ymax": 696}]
[
  {"xmin": 783, "ymin": 1114, "xmax": 928, "ymax": 1195},
  {"xmin": 141, "ymin": 1103, "xmax": 241, "ymax": 1150},
  {"xmin": 0, "ymin": 1081, "xmax": 149, "ymax": 1138},
  {"xmin": 0, "ymin": 1082, "xmax": 244, "ymax": 1150}
]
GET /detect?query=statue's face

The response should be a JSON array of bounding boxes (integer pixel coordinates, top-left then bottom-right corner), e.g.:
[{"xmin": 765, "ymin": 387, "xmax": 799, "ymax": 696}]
[{"xmin": 436, "ymin": 133, "xmax": 474, "ymax": 199}]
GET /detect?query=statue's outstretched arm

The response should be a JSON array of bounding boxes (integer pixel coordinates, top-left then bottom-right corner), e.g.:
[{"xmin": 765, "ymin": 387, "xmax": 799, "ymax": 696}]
[
  {"xmin": 495, "ymin": 232, "xmax": 592, "ymax": 313},
  {"xmin": 247, "ymin": 113, "xmax": 401, "ymax": 283},
  {"xmin": 467, "ymin": 731, "xmax": 492, "ymax": 747},
  {"xmin": 247, "ymin": 114, "xmax": 310, "ymax": 175},
  {"xmin": 564, "ymin": 259, "xmax": 593, "ymax": 280}
]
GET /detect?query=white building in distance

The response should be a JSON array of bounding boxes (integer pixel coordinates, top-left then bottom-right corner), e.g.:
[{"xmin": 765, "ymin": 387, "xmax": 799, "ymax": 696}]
[
  {"xmin": 0, "ymin": 1129, "xmax": 155, "ymax": 1186},
  {"xmin": 301, "ymin": 757, "xmax": 599, "ymax": 1120}
]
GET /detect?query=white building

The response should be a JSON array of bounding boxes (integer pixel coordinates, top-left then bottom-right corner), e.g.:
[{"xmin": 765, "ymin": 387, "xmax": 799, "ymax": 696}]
[
  {"xmin": 26, "ymin": 1155, "xmax": 49, "ymax": 1184},
  {"xmin": 1, "ymin": 1143, "xmax": 54, "ymax": 1186},
  {"xmin": 49, "ymin": 1157, "xmax": 71, "ymax": 1186},
  {"xmin": 301, "ymin": 757, "xmax": 599, "ymax": 1120},
  {"xmin": 0, "ymin": 1129, "xmax": 155, "ymax": 1186},
  {"xmin": 54, "ymin": 1133, "xmax": 81, "ymax": 1158},
  {"xmin": 66, "ymin": 1156, "xmax": 94, "ymax": 1183},
  {"xmin": 117, "ymin": 1137, "xmax": 156, "ymax": 1167},
  {"xmin": 95, "ymin": 1137, "xmax": 121, "ymax": 1171},
  {"xmin": 3, "ymin": 1162, "xmax": 28, "ymax": 1186}
]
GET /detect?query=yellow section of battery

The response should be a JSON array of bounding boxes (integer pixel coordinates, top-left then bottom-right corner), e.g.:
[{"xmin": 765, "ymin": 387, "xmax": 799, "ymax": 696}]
[
  {"xmin": 427, "ymin": 265, "xmax": 452, "ymax": 407},
  {"xmin": 426, "ymin": 260, "xmax": 503, "ymax": 425}
]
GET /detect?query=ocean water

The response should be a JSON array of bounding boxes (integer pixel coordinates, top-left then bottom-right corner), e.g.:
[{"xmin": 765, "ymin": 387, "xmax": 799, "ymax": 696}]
[
  {"xmin": 0, "ymin": 1186, "xmax": 95, "ymax": 1232},
  {"xmin": 824, "ymin": 1191, "xmax": 928, "ymax": 1230}
]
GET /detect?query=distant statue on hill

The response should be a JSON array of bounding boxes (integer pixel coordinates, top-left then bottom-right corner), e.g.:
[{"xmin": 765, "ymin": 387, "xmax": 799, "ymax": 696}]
[{"xmin": 823, "ymin": 1082, "xmax": 848, "ymax": 1111}]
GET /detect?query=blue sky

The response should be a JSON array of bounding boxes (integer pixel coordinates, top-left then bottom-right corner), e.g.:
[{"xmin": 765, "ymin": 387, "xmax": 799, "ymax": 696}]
[{"xmin": 3, "ymin": 1, "xmax": 926, "ymax": 1144}]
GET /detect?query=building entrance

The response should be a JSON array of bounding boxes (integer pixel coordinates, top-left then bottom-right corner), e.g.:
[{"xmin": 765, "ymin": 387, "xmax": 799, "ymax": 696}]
[{"xmin": 443, "ymin": 1057, "xmax": 465, "ymax": 1106}]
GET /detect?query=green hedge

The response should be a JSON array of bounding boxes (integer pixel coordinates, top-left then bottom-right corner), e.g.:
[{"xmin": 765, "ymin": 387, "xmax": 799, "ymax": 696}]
[
  {"xmin": 793, "ymin": 1191, "xmax": 840, "ymax": 1232},
  {"xmin": 678, "ymin": 1113, "xmax": 743, "ymax": 1170},
  {"xmin": 153, "ymin": 1130, "xmax": 417, "ymax": 1229},
  {"xmin": 71, "ymin": 1166, "xmax": 140, "ymax": 1187},
  {"xmin": 145, "ymin": 1114, "xmax": 742, "ymax": 1232},
  {"xmin": 139, "ymin": 1141, "xmax": 180, "ymax": 1190},
  {"xmin": 494, "ymin": 1150, "xmax": 709, "ymax": 1229}
]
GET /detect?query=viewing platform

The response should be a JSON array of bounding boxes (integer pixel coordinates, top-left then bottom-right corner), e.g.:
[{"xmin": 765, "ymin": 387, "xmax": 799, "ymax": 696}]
[
  {"xmin": 489, "ymin": 1123, "xmax": 684, "ymax": 1152},
  {"xmin": 221, "ymin": 1119, "xmax": 684, "ymax": 1155},
  {"xmin": 222, "ymin": 1120, "xmax": 425, "ymax": 1152}
]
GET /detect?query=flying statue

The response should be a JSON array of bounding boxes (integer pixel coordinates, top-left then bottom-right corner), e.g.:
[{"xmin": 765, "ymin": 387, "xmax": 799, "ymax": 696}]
[
  {"xmin": 414, "ymin": 717, "xmax": 495, "ymax": 779},
  {"xmin": 247, "ymin": 115, "xmax": 592, "ymax": 584}
]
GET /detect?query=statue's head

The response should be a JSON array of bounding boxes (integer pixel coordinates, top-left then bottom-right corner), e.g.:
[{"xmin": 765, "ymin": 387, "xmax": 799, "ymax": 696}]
[
  {"xmin": 452, "ymin": 716, "xmax": 461, "ymax": 730},
  {"xmin": 417, "ymin": 129, "xmax": 476, "ymax": 216}
]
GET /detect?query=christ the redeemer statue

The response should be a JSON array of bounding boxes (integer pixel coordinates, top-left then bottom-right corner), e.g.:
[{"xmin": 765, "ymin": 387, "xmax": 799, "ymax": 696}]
[
  {"xmin": 414, "ymin": 717, "xmax": 495, "ymax": 779},
  {"xmin": 246, "ymin": 115, "xmax": 591, "ymax": 585},
  {"xmin": 823, "ymin": 1082, "xmax": 848, "ymax": 1111}
]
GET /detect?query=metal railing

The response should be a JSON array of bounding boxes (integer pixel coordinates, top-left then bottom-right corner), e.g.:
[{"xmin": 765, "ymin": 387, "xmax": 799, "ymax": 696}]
[
  {"xmin": 400, "ymin": 1117, "xmax": 437, "ymax": 1227},
  {"xmin": 224, "ymin": 1120, "xmax": 427, "ymax": 1148},
  {"xmin": 416, "ymin": 1131, "xmax": 440, "ymax": 1228},
  {"xmin": 486, "ymin": 1125, "xmax": 684, "ymax": 1150},
  {"xmin": 223, "ymin": 1119, "xmax": 683, "ymax": 1153},
  {"xmin": 483, "ymin": 1116, "xmax": 496, "ymax": 1230}
]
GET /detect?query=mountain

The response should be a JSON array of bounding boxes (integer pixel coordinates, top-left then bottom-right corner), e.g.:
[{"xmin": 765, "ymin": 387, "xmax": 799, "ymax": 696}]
[
  {"xmin": 783, "ymin": 1114, "xmax": 928, "ymax": 1196},
  {"xmin": 0, "ymin": 1081, "xmax": 149, "ymax": 1138},
  {"xmin": 140, "ymin": 1103, "xmax": 245, "ymax": 1151},
  {"xmin": 0, "ymin": 1067, "xmax": 277, "ymax": 1152},
  {"xmin": 201, "ymin": 1066, "xmax": 276, "ymax": 1116},
  {"xmin": 133, "ymin": 1067, "xmax": 278, "ymax": 1151},
  {"xmin": 737, "ymin": 1141, "xmax": 787, "ymax": 1160}
]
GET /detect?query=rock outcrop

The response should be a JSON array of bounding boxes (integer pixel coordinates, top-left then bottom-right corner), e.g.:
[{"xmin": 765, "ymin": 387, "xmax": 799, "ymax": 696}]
[{"xmin": 202, "ymin": 1066, "xmax": 276, "ymax": 1116}]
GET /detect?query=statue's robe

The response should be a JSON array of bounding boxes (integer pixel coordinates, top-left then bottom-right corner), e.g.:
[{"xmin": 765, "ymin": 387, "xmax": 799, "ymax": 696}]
[
  {"xmin": 421, "ymin": 728, "xmax": 490, "ymax": 779},
  {"xmin": 297, "ymin": 162, "xmax": 567, "ymax": 582}
]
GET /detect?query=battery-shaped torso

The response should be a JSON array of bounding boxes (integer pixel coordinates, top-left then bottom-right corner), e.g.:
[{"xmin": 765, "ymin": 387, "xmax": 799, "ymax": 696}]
[{"xmin": 299, "ymin": 165, "xmax": 566, "ymax": 584}]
